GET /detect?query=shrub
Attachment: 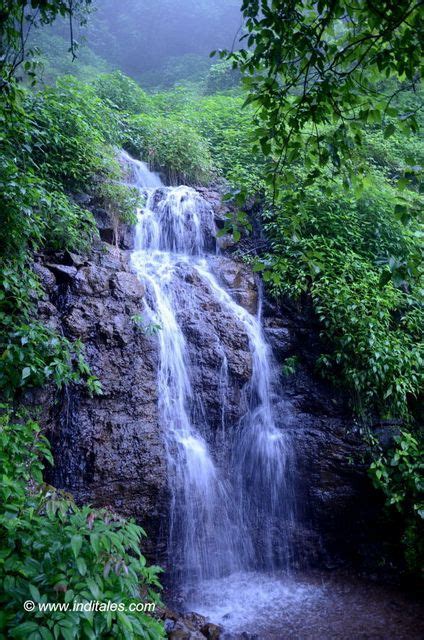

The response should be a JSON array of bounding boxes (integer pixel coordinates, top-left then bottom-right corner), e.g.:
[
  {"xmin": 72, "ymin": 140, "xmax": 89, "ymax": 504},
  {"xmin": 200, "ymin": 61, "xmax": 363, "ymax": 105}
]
[
  {"xmin": 125, "ymin": 113, "xmax": 213, "ymax": 184},
  {"xmin": 0, "ymin": 409, "xmax": 165, "ymax": 639},
  {"xmin": 204, "ymin": 61, "xmax": 241, "ymax": 94},
  {"xmin": 257, "ymin": 165, "xmax": 423, "ymax": 419},
  {"xmin": 160, "ymin": 92, "xmax": 266, "ymax": 195},
  {"xmin": 0, "ymin": 77, "xmax": 141, "ymax": 400},
  {"xmin": 29, "ymin": 76, "xmax": 120, "ymax": 191},
  {"xmin": 369, "ymin": 431, "xmax": 424, "ymax": 572},
  {"xmin": 94, "ymin": 71, "xmax": 152, "ymax": 115},
  {"xmin": 0, "ymin": 127, "xmax": 96, "ymax": 258}
]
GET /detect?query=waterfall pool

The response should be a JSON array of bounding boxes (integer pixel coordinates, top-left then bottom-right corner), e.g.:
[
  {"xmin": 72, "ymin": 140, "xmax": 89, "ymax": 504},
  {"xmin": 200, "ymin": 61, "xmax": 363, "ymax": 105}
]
[{"xmin": 180, "ymin": 570, "xmax": 424, "ymax": 639}]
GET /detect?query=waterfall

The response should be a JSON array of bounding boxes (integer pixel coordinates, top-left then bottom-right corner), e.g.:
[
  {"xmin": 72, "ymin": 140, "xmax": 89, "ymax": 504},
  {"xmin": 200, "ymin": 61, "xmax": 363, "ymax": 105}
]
[
  {"xmin": 194, "ymin": 263, "xmax": 296, "ymax": 571},
  {"xmin": 125, "ymin": 151, "xmax": 296, "ymax": 598}
]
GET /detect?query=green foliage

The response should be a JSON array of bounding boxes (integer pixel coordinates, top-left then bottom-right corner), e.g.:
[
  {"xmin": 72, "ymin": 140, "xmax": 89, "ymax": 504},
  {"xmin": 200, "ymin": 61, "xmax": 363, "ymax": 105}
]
[
  {"xmin": 0, "ymin": 409, "xmax": 165, "ymax": 639},
  {"xmin": 217, "ymin": 206, "xmax": 253, "ymax": 243},
  {"xmin": 312, "ymin": 256, "xmax": 421, "ymax": 417},
  {"xmin": 204, "ymin": 61, "xmax": 241, "ymax": 94},
  {"xmin": 281, "ymin": 356, "xmax": 300, "ymax": 377},
  {"xmin": 0, "ymin": 0, "xmax": 92, "ymax": 99},
  {"xmin": 0, "ymin": 109, "xmax": 96, "ymax": 257},
  {"xmin": 1, "ymin": 74, "xmax": 123, "ymax": 256},
  {"xmin": 0, "ymin": 73, "xmax": 148, "ymax": 399},
  {"xmin": 369, "ymin": 431, "xmax": 424, "ymax": 571},
  {"xmin": 258, "ymin": 165, "xmax": 423, "ymax": 418},
  {"xmin": 125, "ymin": 113, "xmax": 213, "ymax": 184},
  {"xmin": 96, "ymin": 182, "xmax": 141, "ymax": 227},
  {"xmin": 0, "ymin": 261, "xmax": 102, "ymax": 398},
  {"xmin": 0, "ymin": 318, "xmax": 87, "ymax": 396},
  {"xmin": 148, "ymin": 89, "xmax": 265, "ymax": 194},
  {"xmin": 29, "ymin": 76, "xmax": 120, "ymax": 191},
  {"xmin": 131, "ymin": 315, "xmax": 162, "ymax": 336},
  {"xmin": 31, "ymin": 33, "xmax": 111, "ymax": 86},
  {"xmin": 94, "ymin": 71, "xmax": 152, "ymax": 115},
  {"xmin": 227, "ymin": 0, "xmax": 424, "ymax": 195}
]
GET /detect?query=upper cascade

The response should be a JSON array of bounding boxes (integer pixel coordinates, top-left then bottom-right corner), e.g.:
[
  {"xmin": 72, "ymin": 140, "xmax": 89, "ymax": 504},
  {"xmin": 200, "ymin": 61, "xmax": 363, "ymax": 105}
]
[
  {"xmin": 119, "ymin": 148, "xmax": 215, "ymax": 256},
  {"xmin": 135, "ymin": 187, "xmax": 216, "ymax": 256},
  {"xmin": 119, "ymin": 148, "xmax": 163, "ymax": 189}
]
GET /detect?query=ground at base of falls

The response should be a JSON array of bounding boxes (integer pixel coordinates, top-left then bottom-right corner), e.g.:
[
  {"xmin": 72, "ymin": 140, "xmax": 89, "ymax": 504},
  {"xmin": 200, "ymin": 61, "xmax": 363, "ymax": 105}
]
[{"xmin": 166, "ymin": 570, "xmax": 423, "ymax": 640}]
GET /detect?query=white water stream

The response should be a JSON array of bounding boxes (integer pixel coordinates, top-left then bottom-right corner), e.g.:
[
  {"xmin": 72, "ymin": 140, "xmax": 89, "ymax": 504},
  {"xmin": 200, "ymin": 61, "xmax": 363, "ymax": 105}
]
[{"xmin": 124, "ymin": 150, "xmax": 299, "ymax": 632}]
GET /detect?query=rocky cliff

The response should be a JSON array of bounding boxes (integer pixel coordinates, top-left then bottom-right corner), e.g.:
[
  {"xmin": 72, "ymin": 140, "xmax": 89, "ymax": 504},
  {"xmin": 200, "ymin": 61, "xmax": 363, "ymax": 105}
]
[{"xmin": 24, "ymin": 189, "xmax": 384, "ymax": 573}]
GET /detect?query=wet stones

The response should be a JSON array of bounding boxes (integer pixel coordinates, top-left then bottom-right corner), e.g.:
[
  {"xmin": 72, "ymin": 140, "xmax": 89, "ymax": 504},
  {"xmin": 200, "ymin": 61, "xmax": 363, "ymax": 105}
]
[
  {"xmin": 200, "ymin": 622, "xmax": 222, "ymax": 639},
  {"xmin": 110, "ymin": 270, "xmax": 145, "ymax": 299},
  {"xmin": 209, "ymin": 256, "xmax": 258, "ymax": 315},
  {"xmin": 159, "ymin": 608, "xmax": 222, "ymax": 640}
]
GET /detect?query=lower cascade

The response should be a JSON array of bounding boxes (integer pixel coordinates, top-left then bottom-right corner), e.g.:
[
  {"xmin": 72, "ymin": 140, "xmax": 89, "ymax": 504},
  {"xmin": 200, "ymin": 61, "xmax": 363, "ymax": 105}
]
[{"xmin": 125, "ymin": 151, "xmax": 297, "ymax": 617}]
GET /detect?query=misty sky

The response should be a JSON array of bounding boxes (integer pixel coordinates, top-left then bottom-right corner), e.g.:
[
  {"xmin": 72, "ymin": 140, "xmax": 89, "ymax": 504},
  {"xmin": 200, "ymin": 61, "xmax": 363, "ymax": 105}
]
[{"xmin": 85, "ymin": 0, "xmax": 243, "ymax": 77}]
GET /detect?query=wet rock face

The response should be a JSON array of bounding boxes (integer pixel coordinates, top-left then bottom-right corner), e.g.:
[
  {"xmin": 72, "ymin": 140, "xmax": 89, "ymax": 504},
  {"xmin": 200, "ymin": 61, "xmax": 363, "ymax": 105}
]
[
  {"xmin": 29, "ymin": 244, "xmax": 168, "ymax": 560},
  {"xmin": 172, "ymin": 261, "xmax": 253, "ymax": 434},
  {"xmin": 195, "ymin": 186, "xmax": 236, "ymax": 251},
  {"xmin": 209, "ymin": 256, "xmax": 258, "ymax": 315},
  {"xmin": 195, "ymin": 187, "xmax": 229, "ymax": 224},
  {"xmin": 29, "ymin": 240, "xmax": 259, "ymax": 563},
  {"xmin": 262, "ymin": 298, "xmax": 385, "ymax": 569},
  {"xmin": 91, "ymin": 203, "xmax": 135, "ymax": 250}
]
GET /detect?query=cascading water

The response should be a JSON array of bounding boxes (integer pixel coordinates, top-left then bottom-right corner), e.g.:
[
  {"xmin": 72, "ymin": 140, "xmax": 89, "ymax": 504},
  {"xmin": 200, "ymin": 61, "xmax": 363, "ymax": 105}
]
[
  {"xmin": 124, "ymin": 150, "xmax": 299, "ymax": 631},
  {"xmin": 194, "ymin": 263, "xmax": 297, "ymax": 571}
]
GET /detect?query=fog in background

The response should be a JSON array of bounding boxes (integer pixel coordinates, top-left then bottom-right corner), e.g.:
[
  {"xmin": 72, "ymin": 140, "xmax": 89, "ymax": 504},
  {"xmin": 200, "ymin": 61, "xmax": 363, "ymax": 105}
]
[{"xmin": 33, "ymin": 0, "xmax": 243, "ymax": 88}]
